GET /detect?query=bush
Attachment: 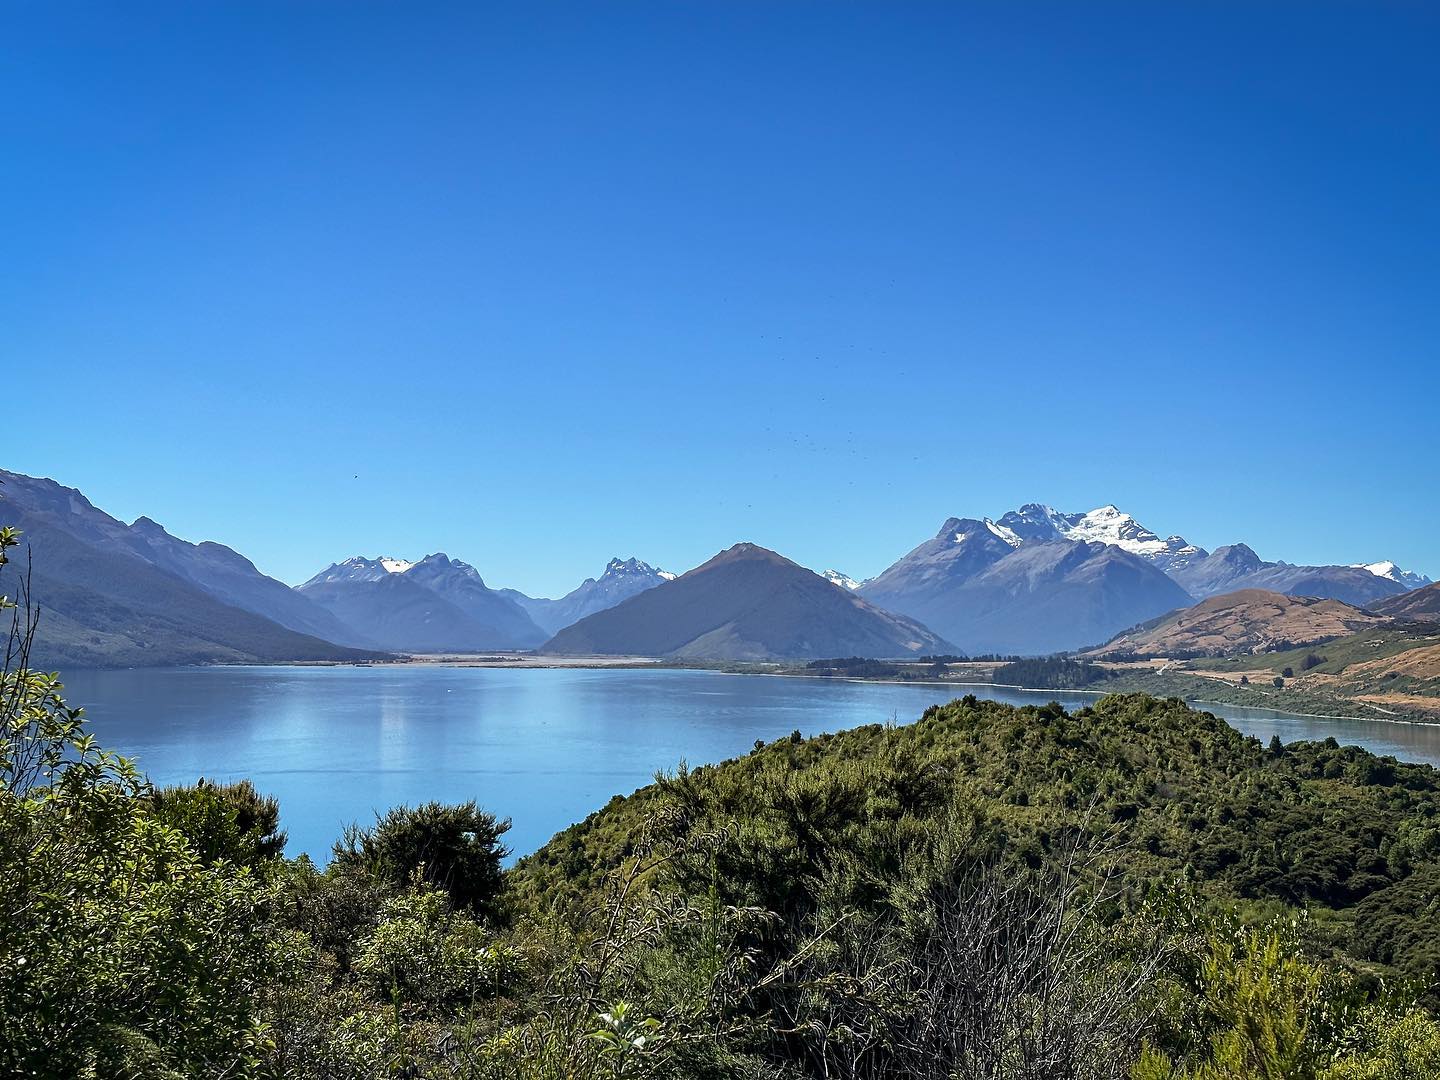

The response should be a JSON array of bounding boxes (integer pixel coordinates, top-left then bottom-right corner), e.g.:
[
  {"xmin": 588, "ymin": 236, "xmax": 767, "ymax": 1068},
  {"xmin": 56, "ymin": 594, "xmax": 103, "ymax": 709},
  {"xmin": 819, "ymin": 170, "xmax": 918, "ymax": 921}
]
[
  {"xmin": 150, "ymin": 777, "xmax": 286, "ymax": 868},
  {"xmin": 0, "ymin": 528, "xmax": 276, "ymax": 1075},
  {"xmin": 334, "ymin": 800, "xmax": 511, "ymax": 918}
]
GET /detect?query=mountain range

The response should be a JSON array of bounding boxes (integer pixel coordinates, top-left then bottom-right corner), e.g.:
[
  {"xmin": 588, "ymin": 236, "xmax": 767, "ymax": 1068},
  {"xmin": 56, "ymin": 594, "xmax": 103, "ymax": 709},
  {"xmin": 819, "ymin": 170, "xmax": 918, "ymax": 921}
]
[
  {"xmin": 0, "ymin": 470, "xmax": 378, "ymax": 669},
  {"xmin": 498, "ymin": 558, "xmax": 676, "ymax": 636},
  {"xmin": 298, "ymin": 554, "xmax": 549, "ymax": 652},
  {"xmin": 0, "ymin": 470, "xmax": 1431, "ymax": 667},
  {"xmin": 542, "ymin": 543, "xmax": 952, "ymax": 660},
  {"xmin": 859, "ymin": 520, "xmax": 1194, "ymax": 655},
  {"xmin": 859, "ymin": 503, "xmax": 1429, "ymax": 654}
]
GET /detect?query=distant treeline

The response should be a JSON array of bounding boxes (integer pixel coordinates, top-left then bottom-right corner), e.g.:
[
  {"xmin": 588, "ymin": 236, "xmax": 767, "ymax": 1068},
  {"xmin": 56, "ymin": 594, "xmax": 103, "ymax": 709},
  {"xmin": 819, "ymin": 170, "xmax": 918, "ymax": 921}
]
[
  {"xmin": 992, "ymin": 657, "xmax": 1116, "ymax": 689},
  {"xmin": 806, "ymin": 656, "xmax": 905, "ymax": 677}
]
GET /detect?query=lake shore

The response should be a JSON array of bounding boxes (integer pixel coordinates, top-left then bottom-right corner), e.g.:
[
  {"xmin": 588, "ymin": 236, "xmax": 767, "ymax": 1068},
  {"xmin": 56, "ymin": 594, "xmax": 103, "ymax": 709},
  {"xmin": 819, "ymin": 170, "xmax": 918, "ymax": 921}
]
[{"xmin": 276, "ymin": 651, "xmax": 1440, "ymax": 729}]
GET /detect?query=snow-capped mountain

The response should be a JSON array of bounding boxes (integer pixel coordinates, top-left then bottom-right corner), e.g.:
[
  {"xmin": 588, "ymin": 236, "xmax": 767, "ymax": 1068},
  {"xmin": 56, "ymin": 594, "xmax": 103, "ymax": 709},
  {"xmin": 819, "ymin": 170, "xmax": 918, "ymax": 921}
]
[
  {"xmin": 301, "ymin": 556, "xmax": 416, "ymax": 586},
  {"xmin": 1352, "ymin": 562, "xmax": 1432, "ymax": 591},
  {"xmin": 859, "ymin": 513, "xmax": 1192, "ymax": 655},
  {"xmin": 859, "ymin": 500, "xmax": 1433, "ymax": 654},
  {"xmin": 993, "ymin": 504, "xmax": 1204, "ymax": 573},
  {"xmin": 820, "ymin": 569, "xmax": 862, "ymax": 590},
  {"xmin": 983, "ymin": 503, "xmax": 1427, "ymax": 599},
  {"xmin": 299, "ymin": 552, "xmax": 547, "ymax": 650},
  {"xmin": 502, "ymin": 557, "xmax": 676, "ymax": 635}
]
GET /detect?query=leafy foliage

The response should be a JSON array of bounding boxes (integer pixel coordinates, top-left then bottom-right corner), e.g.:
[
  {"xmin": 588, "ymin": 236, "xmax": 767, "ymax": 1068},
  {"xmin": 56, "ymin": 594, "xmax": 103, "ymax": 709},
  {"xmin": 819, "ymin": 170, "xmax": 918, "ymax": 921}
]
[
  {"xmin": 334, "ymin": 800, "xmax": 512, "ymax": 918},
  {"xmin": 993, "ymin": 657, "xmax": 1116, "ymax": 688},
  {"xmin": 5, "ymin": 522, "xmax": 1440, "ymax": 1077}
]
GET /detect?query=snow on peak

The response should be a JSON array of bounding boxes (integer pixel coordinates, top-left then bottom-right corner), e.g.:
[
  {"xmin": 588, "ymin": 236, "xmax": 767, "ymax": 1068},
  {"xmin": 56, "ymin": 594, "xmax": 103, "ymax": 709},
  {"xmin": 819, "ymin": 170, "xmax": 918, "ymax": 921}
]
[
  {"xmin": 1060, "ymin": 506, "xmax": 1167, "ymax": 553},
  {"xmin": 983, "ymin": 518, "xmax": 1024, "ymax": 548},
  {"xmin": 603, "ymin": 557, "xmax": 673, "ymax": 580},
  {"xmin": 379, "ymin": 557, "xmax": 414, "ymax": 575},
  {"xmin": 989, "ymin": 503, "xmax": 1206, "ymax": 570},
  {"xmin": 821, "ymin": 569, "xmax": 862, "ymax": 590},
  {"xmin": 302, "ymin": 555, "xmax": 410, "ymax": 587},
  {"xmin": 1352, "ymin": 561, "xmax": 1432, "ymax": 590}
]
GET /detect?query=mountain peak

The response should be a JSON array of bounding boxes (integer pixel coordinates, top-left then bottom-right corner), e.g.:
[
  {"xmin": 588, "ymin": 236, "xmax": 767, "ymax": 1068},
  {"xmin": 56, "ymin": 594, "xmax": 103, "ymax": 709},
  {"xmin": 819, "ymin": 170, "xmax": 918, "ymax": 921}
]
[
  {"xmin": 820, "ymin": 569, "xmax": 862, "ymax": 590},
  {"xmin": 544, "ymin": 542, "xmax": 952, "ymax": 660},
  {"xmin": 1351, "ymin": 561, "xmax": 1432, "ymax": 590},
  {"xmin": 716, "ymin": 542, "xmax": 778, "ymax": 559},
  {"xmin": 301, "ymin": 555, "xmax": 415, "ymax": 587},
  {"xmin": 408, "ymin": 552, "xmax": 486, "ymax": 585},
  {"xmin": 602, "ymin": 556, "xmax": 674, "ymax": 580}
]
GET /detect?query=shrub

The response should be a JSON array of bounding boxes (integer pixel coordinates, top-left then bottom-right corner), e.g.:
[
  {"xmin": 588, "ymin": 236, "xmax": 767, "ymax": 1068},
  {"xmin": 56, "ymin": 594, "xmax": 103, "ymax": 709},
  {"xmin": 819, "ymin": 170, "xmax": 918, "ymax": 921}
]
[
  {"xmin": 334, "ymin": 800, "xmax": 511, "ymax": 918},
  {"xmin": 150, "ymin": 777, "xmax": 286, "ymax": 868}
]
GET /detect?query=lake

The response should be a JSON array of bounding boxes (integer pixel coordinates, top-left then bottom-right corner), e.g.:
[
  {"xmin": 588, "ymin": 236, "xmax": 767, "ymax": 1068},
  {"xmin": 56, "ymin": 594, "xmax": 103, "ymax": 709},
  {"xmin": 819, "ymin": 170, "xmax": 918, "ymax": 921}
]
[{"xmin": 65, "ymin": 664, "xmax": 1440, "ymax": 862}]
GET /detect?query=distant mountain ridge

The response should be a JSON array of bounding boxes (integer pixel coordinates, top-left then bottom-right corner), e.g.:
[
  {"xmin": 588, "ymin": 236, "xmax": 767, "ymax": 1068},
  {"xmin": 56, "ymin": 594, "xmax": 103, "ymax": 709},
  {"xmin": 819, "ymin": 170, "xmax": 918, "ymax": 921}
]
[
  {"xmin": 299, "ymin": 552, "xmax": 546, "ymax": 651},
  {"xmin": 993, "ymin": 503, "xmax": 1206, "ymax": 574},
  {"xmin": 543, "ymin": 543, "xmax": 952, "ymax": 660},
  {"xmin": 2, "ymin": 470, "xmax": 1430, "ymax": 667},
  {"xmin": 857, "ymin": 502, "xmax": 1429, "ymax": 656},
  {"xmin": 500, "ymin": 557, "xmax": 675, "ymax": 636},
  {"xmin": 1169, "ymin": 545, "xmax": 1418, "ymax": 608},
  {"xmin": 860, "ymin": 521, "xmax": 1193, "ymax": 655},
  {"xmin": 0, "ymin": 470, "xmax": 379, "ymax": 668}
]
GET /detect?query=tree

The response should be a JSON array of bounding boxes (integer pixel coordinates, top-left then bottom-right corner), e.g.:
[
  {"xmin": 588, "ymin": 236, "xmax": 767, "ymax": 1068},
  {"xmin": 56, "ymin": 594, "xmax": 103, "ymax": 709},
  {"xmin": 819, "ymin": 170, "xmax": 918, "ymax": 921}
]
[
  {"xmin": 334, "ymin": 800, "xmax": 511, "ymax": 917},
  {"xmin": 0, "ymin": 526, "xmax": 275, "ymax": 1076},
  {"xmin": 150, "ymin": 777, "xmax": 286, "ymax": 868}
]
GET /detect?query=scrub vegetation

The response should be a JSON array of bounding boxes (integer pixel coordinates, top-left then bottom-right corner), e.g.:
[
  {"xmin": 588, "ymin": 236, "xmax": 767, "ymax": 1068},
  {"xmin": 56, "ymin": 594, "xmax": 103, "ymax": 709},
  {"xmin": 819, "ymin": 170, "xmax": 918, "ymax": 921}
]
[{"xmin": 3, "ymin": 530, "xmax": 1439, "ymax": 1078}]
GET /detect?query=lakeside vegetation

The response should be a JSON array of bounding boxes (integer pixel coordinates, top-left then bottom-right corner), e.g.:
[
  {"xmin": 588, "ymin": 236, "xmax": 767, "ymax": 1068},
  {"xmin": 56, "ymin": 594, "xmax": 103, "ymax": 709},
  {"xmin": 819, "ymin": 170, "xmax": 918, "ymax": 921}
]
[{"xmin": 5, "ymin": 529, "xmax": 1440, "ymax": 1077}]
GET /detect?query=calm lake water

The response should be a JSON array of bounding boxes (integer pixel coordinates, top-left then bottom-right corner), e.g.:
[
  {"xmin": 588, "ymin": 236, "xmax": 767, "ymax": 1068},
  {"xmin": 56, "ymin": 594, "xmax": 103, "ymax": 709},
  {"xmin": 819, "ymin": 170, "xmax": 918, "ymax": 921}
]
[{"xmin": 64, "ymin": 665, "xmax": 1440, "ymax": 862}]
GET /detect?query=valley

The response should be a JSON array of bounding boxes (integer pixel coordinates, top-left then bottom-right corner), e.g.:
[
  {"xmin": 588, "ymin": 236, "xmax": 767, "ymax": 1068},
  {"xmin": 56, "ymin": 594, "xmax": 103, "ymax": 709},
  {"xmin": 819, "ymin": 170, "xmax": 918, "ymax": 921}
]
[{"xmin": 4, "ymin": 468, "xmax": 1431, "ymax": 673}]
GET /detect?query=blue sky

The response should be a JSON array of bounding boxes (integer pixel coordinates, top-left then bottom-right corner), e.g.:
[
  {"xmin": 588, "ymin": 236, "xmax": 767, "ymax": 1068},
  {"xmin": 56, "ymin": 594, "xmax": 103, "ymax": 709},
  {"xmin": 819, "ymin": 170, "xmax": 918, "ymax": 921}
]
[{"xmin": 3, "ymin": 2, "xmax": 1437, "ymax": 593}]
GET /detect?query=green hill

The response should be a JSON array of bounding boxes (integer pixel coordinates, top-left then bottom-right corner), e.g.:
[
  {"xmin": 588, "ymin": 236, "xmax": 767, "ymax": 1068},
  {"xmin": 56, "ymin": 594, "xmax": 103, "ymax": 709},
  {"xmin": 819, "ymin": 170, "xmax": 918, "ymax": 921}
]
[{"xmin": 514, "ymin": 692, "xmax": 1440, "ymax": 983}]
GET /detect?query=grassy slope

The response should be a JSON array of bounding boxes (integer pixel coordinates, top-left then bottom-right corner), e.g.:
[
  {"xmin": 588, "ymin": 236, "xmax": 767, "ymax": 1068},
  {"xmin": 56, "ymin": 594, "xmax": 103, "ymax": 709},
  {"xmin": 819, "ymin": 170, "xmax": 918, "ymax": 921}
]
[
  {"xmin": 510, "ymin": 693, "xmax": 1440, "ymax": 982},
  {"xmin": 1104, "ymin": 628, "xmax": 1440, "ymax": 722}
]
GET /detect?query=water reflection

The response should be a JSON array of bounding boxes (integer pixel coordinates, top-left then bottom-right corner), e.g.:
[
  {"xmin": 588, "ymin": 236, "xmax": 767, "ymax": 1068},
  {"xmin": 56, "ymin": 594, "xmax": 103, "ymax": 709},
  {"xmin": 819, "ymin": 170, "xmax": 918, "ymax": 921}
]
[{"xmin": 66, "ymin": 666, "xmax": 1440, "ymax": 862}]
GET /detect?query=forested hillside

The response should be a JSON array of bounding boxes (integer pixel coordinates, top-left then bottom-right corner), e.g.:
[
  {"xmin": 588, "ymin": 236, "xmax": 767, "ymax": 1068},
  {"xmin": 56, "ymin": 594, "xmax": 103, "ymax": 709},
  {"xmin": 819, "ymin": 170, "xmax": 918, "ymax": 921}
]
[{"xmin": 5, "ymin": 501, "xmax": 1440, "ymax": 1079}]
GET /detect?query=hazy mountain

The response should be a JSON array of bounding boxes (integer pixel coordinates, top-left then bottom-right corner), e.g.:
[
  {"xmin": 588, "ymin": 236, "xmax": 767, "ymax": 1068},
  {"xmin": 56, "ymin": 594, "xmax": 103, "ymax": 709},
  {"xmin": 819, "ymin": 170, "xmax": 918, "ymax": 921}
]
[
  {"xmin": 0, "ymin": 469, "xmax": 358, "ymax": 644},
  {"xmin": 1172, "ymin": 547, "xmax": 1412, "ymax": 608},
  {"xmin": 303, "ymin": 556, "xmax": 418, "ymax": 585},
  {"xmin": 1351, "ymin": 561, "xmax": 1432, "ymax": 591},
  {"xmin": 501, "ymin": 557, "xmax": 675, "ymax": 636},
  {"xmin": 0, "ymin": 474, "xmax": 377, "ymax": 668},
  {"xmin": 1089, "ymin": 589, "xmax": 1389, "ymax": 658},
  {"xmin": 1372, "ymin": 582, "xmax": 1440, "ymax": 623},
  {"xmin": 862, "ymin": 502, "xmax": 1427, "ymax": 655},
  {"xmin": 403, "ymin": 554, "xmax": 548, "ymax": 645},
  {"xmin": 861, "ymin": 518, "xmax": 1018, "ymax": 603},
  {"xmin": 863, "ymin": 531, "xmax": 1194, "ymax": 655},
  {"xmin": 993, "ymin": 502, "xmax": 1426, "ymax": 602},
  {"xmin": 299, "ymin": 552, "xmax": 547, "ymax": 652},
  {"xmin": 995, "ymin": 503, "xmax": 1205, "ymax": 574},
  {"xmin": 1166, "ymin": 544, "xmax": 1266, "ymax": 599},
  {"xmin": 543, "ymin": 543, "xmax": 952, "ymax": 660}
]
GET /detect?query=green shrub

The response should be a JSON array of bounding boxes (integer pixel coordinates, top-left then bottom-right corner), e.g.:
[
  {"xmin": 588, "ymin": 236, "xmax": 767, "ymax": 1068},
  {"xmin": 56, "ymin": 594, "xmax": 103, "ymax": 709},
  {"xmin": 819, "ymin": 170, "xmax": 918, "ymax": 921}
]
[{"xmin": 333, "ymin": 800, "xmax": 511, "ymax": 918}]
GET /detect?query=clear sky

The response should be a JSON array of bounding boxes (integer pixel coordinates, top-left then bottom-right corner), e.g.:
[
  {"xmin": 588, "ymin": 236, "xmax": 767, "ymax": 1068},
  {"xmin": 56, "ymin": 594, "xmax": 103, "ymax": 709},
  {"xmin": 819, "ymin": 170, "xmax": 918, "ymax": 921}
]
[{"xmin": 3, "ymin": 2, "xmax": 1437, "ymax": 594}]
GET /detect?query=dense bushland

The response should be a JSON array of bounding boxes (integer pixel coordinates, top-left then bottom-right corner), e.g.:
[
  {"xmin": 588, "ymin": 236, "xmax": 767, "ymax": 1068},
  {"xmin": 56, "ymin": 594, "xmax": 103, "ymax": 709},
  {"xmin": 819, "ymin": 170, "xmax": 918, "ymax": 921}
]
[{"xmin": 3, "ymin": 527, "xmax": 1440, "ymax": 1078}]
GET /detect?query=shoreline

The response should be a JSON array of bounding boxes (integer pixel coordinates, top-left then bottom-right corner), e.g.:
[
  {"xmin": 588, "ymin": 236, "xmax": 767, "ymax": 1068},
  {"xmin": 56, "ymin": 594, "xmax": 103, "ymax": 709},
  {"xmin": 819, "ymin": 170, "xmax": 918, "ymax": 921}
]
[{"xmin": 91, "ymin": 655, "xmax": 1439, "ymax": 731}]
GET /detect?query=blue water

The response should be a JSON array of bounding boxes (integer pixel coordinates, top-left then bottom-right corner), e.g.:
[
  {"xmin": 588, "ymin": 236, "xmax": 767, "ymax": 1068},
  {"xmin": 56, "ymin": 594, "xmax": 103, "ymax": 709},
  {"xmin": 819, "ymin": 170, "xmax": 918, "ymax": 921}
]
[{"xmin": 63, "ymin": 665, "xmax": 1440, "ymax": 862}]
